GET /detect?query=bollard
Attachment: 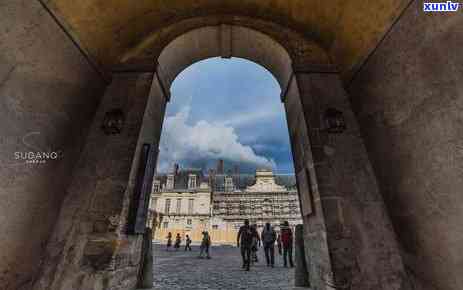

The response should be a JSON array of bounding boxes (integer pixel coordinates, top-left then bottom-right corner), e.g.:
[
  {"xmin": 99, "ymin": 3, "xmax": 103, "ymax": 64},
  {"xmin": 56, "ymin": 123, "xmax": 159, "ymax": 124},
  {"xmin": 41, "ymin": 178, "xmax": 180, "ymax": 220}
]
[
  {"xmin": 295, "ymin": 224, "xmax": 310, "ymax": 287},
  {"xmin": 138, "ymin": 227, "xmax": 154, "ymax": 288}
]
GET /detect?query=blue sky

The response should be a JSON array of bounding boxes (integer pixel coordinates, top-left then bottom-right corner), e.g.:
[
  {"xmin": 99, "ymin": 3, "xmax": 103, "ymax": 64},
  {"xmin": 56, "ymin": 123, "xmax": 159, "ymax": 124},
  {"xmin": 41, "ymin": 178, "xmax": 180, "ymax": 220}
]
[{"xmin": 157, "ymin": 57, "xmax": 294, "ymax": 174}]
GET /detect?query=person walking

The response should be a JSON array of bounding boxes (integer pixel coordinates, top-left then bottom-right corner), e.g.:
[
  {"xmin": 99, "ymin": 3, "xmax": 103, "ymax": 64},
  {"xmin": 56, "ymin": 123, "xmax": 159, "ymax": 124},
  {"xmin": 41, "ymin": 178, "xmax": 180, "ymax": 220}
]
[
  {"xmin": 198, "ymin": 231, "xmax": 211, "ymax": 259},
  {"xmin": 280, "ymin": 221, "xmax": 294, "ymax": 267},
  {"xmin": 250, "ymin": 224, "xmax": 260, "ymax": 264},
  {"xmin": 237, "ymin": 219, "xmax": 253, "ymax": 271},
  {"xmin": 174, "ymin": 233, "xmax": 182, "ymax": 251},
  {"xmin": 261, "ymin": 222, "xmax": 277, "ymax": 267},
  {"xmin": 166, "ymin": 232, "xmax": 172, "ymax": 251},
  {"xmin": 277, "ymin": 233, "xmax": 282, "ymax": 255},
  {"xmin": 185, "ymin": 234, "xmax": 192, "ymax": 251}
]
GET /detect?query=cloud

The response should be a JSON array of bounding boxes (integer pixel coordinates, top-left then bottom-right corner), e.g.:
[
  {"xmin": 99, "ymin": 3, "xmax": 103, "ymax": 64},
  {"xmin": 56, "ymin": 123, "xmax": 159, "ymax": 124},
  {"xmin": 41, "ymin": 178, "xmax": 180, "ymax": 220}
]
[
  {"xmin": 219, "ymin": 105, "xmax": 281, "ymax": 128},
  {"xmin": 157, "ymin": 106, "xmax": 276, "ymax": 173}
]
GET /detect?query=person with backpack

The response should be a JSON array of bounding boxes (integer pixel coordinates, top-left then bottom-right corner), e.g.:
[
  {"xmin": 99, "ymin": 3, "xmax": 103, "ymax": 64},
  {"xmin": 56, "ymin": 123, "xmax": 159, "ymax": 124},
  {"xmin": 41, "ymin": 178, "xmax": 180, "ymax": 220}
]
[
  {"xmin": 261, "ymin": 222, "xmax": 277, "ymax": 267},
  {"xmin": 237, "ymin": 219, "xmax": 253, "ymax": 271},
  {"xmin": 185, "ymin": 234, "xmax": 192, "ymax": 251},
  {"xmin": 198, "ymin": 231, "xmax": 211, "ymax": 259},
  {"xmin": 250, "ymin": 224, "xmax": 261, "ymax": 264},
  {"xmin": 280, "ymin": 221, "xmax": 294, "ymax": 267}
]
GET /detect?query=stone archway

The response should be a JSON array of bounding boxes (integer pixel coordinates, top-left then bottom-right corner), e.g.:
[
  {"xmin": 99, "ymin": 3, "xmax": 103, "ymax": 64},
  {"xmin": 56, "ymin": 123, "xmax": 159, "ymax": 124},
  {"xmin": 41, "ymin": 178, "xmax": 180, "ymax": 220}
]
[{"xmin": 34, "ymin": 22, "xmax": 409, "ymax": 290}]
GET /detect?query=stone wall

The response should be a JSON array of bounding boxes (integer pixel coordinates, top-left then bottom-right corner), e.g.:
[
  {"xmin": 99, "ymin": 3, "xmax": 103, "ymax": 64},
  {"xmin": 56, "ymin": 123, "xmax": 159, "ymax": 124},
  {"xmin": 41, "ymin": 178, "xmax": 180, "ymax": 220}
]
[
  {"xmin": 32, "ymin": 72, "xmax": 166, "ymax": 290},
  {"xmin": 0, "ymin": 1, "xmax": 106, "ymax": 289},
  {"xmin": 349, "ymin": 2, "xmax": 463, "ymax": 290},
  {"xmin": 286, "ymin": 70, "xmax": 411, "ymax": 289}
]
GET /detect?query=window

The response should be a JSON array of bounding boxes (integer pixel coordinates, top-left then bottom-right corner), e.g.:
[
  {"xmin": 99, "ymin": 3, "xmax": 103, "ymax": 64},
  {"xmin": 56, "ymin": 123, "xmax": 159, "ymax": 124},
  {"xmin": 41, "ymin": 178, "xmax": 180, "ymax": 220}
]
[
  {"xmin": 212, "ymin": 225, "xmax": 219, "ymax": 230},
  {"xmin": 188, "ymin": 198, "xmax": 194, "ymax": 214},
  {"xmin": 165, "ymin": 199, "xmax": 171, "ymax": 214},
  {"xmin": 225, "ymin": 176, "xmax": 234, "ymax": 192},
  {"xmin": 188, "ymin": 174, "xmax": 197, "ymax": 189},
  {"xmin": 176, "ymin": 198, "xmax": 182, "ymax": 214},
  {"xmin": 149, "ymin": 197, "xmax": 158, "ymax": 210},
  {"xmin": 166, "ymin": 174, "xmax": 174, "ymax": 189},
  {"xmin": 187, "ymin": 219, "xmax": 192, "ymax": 225},
  {"xmin": 152, "ymin": 180, "xmax": 161, "ymax": 192},
  {"xmin": 163, "ymin": 222, "xmax": 168, "ymax": 229}
]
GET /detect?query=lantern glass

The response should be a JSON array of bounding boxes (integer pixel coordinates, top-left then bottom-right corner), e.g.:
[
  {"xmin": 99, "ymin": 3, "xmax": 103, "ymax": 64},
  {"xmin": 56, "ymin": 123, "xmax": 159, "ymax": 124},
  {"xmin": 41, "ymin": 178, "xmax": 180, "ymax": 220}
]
[
  {"xmin": 102, "ymin": 109, "xmax": 125, "ymax": 135},
  {"xmin": 323, "ymin": 108, "xmax": 346, "ymax": 134}
]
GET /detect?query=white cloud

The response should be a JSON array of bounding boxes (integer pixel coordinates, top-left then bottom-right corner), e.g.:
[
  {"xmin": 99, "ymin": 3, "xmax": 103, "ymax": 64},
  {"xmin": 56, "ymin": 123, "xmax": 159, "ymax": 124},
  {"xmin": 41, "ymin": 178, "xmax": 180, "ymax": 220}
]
[{"xmin": 157, "ymin": 106, "xmax": 276, "ymax": 172}]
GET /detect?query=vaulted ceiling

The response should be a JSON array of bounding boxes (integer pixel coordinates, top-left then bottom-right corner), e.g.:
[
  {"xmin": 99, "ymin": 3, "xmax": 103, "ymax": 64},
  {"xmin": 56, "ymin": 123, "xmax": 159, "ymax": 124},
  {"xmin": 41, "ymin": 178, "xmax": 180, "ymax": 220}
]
[{"xmin": 44, "ymin": 0, "xmax": 410, "ymax": 75}]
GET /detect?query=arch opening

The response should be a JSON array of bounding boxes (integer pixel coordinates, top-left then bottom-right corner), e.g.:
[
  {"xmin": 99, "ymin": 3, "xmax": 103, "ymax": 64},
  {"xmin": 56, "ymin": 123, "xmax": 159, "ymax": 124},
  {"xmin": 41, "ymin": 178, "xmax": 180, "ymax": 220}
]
[
  {"xmin": 156, "ymin": 25, "xmax": 294, "ymax": 95},
  {"xmin": 139, "ymin": 25, "xmax": 319, "ymax": 288},
  {"xmin": 134, "ymin": 22, "xmax": 408, "ymax": 290},
  {"xmin": 149, "ymin": 58, "xmax": 304, "ymax": 288}
]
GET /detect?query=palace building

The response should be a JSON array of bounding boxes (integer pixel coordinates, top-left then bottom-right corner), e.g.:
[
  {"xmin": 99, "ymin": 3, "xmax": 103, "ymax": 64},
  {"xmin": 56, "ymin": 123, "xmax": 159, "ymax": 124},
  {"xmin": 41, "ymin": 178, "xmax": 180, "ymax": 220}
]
[{"xmin": 149, "ymin": 162, "xmax": 302, "ymax": 244}]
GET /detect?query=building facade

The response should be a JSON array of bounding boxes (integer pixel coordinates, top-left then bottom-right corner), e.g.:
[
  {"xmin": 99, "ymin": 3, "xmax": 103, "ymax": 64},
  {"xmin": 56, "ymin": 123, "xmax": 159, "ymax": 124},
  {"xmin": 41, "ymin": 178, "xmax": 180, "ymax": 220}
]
[
  {"xmin": 213, "ymin": 170, "xmax": 302, "ymax": 232},
  {"xmin": 150, "ymin": 169, "xmax": 213, "ymax": 242},
  {"xmin": 149, "ymin": 164, "xmax": 302, "ymax": 245}
]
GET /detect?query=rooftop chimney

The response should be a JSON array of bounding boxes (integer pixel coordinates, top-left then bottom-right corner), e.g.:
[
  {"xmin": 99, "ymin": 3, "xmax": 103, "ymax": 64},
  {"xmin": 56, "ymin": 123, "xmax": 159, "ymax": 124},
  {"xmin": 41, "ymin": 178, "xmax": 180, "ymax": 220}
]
[
  {"xmin": 217, "ymin": 159, "xmax": 224, "ymax": 174},
  {"xmin": 233, "ymin": 165, "xmax": 240, "ymax": 188}
]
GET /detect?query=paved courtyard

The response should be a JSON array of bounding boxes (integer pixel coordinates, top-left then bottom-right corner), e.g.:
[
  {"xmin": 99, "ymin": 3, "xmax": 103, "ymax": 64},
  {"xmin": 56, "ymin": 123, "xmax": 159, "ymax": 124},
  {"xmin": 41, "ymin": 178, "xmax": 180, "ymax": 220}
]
[{"xmin": 150, "ymin": 244, "xmax": 305, "ymax": 290}]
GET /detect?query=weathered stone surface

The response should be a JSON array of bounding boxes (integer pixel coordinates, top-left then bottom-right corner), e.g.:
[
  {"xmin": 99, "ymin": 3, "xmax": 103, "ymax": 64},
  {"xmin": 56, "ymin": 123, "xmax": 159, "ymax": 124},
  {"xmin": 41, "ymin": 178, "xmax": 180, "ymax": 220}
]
[
  {"xmin": 45, "ymin": 0, "xmax": 409, "ymax": 77},
  {"xmin": 0, "ymin": 1, "xmax": 106, "ymax": 289},
  {"xmin": 156, "ymin": 25, "xmax": 294, "ymax": 91},
  {"xmin": 295, "ymin": 72, "xmax": 411, "ymax": 290},
  {"xmin": 349, "ymin": 2, "xmax": 463, "ymax": 290},
  {"xmin": 294, "ymin": 225, "xmax": 310, "ymax": 287},
  {"xmin": 138, "ymin": 228, "xmax": 154, "ymax": 289},
  {"xmin": 32, "ymin": 72, "xmax": 161, "ymax": 290},
  {"xmin": 284, "ymin": 67, "xmax": 333, "ymax": 290},
  {"xmin": 82, "ymin": 237, "xmax": 119, "ymax": 270}
]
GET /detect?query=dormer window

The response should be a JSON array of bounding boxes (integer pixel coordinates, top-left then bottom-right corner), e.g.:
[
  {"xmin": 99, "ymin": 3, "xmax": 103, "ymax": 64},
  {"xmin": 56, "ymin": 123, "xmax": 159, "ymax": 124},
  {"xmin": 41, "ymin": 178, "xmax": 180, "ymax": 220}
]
[
  {"xmin": 188, "ymin": 174, "xmax": 197, "ymax": 189},
  {"xmin": 225, "ymin": 176, "xmax": 234, "ymax": 192},
  {"xmin": 152, "ymin": 180, "xmax": 161, "ymax": 192},
  {"xmin": 166, "ymin": 174, "xmax": 174, "ymax": 189}
]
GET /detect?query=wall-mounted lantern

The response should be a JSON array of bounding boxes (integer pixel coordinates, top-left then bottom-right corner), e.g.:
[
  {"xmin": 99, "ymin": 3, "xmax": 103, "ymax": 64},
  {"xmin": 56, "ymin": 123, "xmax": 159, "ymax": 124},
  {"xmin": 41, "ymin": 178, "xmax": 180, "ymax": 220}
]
[
  {"xmin": 101, "ymin": 109, "xmax": 125, "ymax": 135},
  {"xmin": 323, "ymin": 108, "xmax": 346, "ymax": 134}
]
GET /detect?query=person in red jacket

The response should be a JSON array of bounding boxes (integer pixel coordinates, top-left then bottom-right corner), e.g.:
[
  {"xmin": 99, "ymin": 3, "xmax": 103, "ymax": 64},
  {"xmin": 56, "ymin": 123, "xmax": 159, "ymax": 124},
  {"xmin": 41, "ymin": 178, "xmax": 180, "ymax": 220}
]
[{"xmin": 280, "ymin": 221, "xmax": 294, "ymax": 267}]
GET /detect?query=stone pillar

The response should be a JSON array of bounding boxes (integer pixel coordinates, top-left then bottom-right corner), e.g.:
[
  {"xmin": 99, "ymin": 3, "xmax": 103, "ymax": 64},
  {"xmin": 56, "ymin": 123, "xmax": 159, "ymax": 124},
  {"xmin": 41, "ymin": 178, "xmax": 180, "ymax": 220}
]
[
  {"xmin": 33, "ymin": 70, "xmax": 168, "ymax": 290},
  {"xmin": 294, "ymin": 69, "xmax": 411, "ymax": 290},
  {"xmin": 283, "ymin": 73, "xmax": 333, "ymax": 290},
  {"xmin": 294, "ymin": 224, "xmax": 310, "ymax": 287},
  {"xmin": 138, "ymin": 228, "xmax": 154, "ymax": 288}
]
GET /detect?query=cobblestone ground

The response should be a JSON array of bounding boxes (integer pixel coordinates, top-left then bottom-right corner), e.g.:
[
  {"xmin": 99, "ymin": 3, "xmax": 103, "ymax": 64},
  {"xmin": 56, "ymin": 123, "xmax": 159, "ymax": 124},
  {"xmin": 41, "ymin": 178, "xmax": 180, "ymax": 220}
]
[{"xmin": 150, "ymin": 244, "xmax": 305, "ymax": 290}]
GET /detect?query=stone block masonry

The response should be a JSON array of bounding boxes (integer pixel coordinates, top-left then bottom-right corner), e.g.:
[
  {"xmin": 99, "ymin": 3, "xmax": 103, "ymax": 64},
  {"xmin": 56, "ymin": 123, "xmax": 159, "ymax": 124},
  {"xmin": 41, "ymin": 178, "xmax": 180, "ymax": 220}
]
[{"xmin": 0, "ymin": 1, "xmax": 106, "ymax": 289}]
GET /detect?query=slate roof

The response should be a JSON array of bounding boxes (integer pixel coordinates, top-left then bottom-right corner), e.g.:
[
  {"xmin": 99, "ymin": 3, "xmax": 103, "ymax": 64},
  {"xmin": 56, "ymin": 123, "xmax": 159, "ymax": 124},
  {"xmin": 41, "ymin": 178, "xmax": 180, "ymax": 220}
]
[{"xmin": 155, "ymin": 170, "xmax": 296, "ymax": 191}]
